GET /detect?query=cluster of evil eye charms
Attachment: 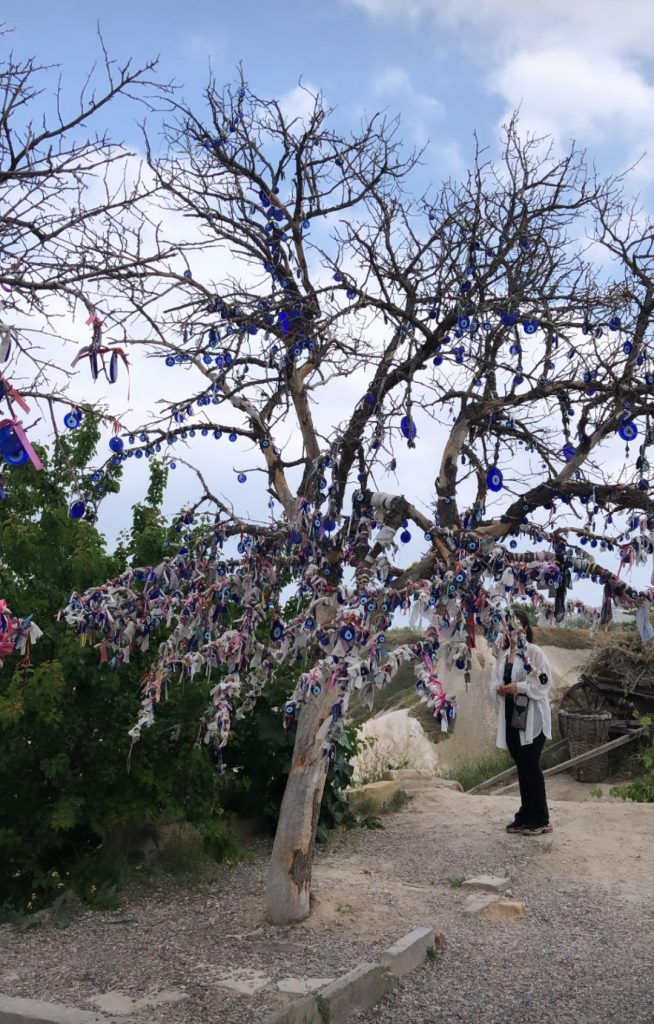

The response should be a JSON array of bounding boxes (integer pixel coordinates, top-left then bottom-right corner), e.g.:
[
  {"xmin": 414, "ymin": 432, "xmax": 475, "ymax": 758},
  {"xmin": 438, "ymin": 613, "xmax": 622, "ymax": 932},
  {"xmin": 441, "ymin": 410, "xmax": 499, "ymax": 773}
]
[{"xmin": 106, "ymin": 423, "xmax": 253, "ymax": 485}]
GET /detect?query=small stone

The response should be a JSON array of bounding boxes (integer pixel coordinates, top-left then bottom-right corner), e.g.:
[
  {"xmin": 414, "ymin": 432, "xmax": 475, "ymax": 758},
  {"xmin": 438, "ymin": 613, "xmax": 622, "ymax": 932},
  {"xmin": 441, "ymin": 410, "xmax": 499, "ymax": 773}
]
[
  {"xmin": 461, "ymin": 875, "xmax": 511, "ymax": 894},
  {"xmin": 463, "ymin": 893, "xmax": 500, "ymax": 915},
  {"xmin": 432, "ymin": 778, "xmax": 464, "ymax": 791},
  {"xmin": 482, "ymin": 899, "xmax": 526, "ymax": 921},
  {"xmin": 276, "ymin": 977, "xmax": 334, "ymax": 994},
  {"xmin": 90, "ymin": 988, "xmax": 189, "ymax": 1014},
  {"xmin": 89, "ymin": 992, "xmax": 136, "ymax": 1014},
  {"xmin": 216, "ymin": 969, "xmax": 271, "ymax": 995}
]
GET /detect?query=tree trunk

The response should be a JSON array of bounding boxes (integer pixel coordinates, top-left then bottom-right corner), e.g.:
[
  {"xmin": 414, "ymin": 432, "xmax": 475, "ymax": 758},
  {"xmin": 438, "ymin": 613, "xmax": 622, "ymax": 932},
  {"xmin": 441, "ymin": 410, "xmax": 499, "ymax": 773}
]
[{"xmin": 265, "ymin": 679, "xmax": 335, "ymax": 926}]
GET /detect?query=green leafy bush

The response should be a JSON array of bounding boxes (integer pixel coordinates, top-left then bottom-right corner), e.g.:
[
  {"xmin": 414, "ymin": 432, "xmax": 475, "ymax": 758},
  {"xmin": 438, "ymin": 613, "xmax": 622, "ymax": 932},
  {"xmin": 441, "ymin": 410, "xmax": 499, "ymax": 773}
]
[
  {"xmin": 0, "ymin": 427, "xmax": 236, "ymax": 913},
  {"xmin": 610, "ymin": 745, "xmax": 654, "ymax": 802},
  {"xmin": 0, "ymin": 638, "xmax": 237, "ymax": 911}
]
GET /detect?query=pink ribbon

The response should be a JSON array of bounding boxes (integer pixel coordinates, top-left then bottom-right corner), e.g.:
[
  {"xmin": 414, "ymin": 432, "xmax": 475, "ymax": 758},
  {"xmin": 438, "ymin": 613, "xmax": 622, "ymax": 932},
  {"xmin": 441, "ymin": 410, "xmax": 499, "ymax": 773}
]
[
  {"xmin": 0, "ymin": 418, "xmax": 42, "ymax": 471},
  {"xmin": 0, "ymin": 376, "xmax": 30, "ymax": 414}
]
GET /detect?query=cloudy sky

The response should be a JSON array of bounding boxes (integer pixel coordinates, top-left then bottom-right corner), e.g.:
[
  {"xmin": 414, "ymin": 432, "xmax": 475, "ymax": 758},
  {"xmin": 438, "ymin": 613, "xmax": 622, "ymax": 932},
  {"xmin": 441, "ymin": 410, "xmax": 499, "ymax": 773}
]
[
  {"xmin": 11, "ymin": 0, "xmax": 654, "ymax": 182},
  {"xmin": 6, "ymin": 2, "xmax": 654, "ymax": 600}
]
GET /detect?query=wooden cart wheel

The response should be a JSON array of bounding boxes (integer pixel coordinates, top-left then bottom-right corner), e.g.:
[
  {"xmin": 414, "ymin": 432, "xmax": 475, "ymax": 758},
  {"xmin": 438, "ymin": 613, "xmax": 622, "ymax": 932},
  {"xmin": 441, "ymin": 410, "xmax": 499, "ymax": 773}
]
[{"xmin": 558, "ymin": 680, "xmax": 612, "ymax": 737}]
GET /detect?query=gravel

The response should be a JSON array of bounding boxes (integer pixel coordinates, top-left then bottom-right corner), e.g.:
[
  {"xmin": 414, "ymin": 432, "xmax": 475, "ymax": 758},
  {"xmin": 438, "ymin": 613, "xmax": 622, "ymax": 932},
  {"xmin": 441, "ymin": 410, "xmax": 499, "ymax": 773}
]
[
  {"xmin": 352, "ymin": 880, "xmax": 654, "ymax": 1024},
  {"xmin": 1, "ymin": 787, "xmax": 652, "ymax": 1024},
  {"xmin": 346, "ymin": 788, "xmax": 654, "ymax": 1024},
  {"xmin": 0, "ymin": 837, "xmax": 380, "ymax": 1024}
]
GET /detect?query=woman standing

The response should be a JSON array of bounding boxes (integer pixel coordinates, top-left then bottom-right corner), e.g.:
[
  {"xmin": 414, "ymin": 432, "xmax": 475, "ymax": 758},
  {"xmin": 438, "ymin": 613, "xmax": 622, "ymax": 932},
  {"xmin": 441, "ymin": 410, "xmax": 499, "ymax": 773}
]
[{"xmin": 490, "ymin": 608, "xmax": 553, "ymax": 835}]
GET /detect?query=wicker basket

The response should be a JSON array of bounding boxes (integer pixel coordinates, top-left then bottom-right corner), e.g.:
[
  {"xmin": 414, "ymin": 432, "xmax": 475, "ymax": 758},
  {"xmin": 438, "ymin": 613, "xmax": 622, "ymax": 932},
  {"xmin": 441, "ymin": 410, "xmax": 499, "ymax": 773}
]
[{"xmin": 559, "ymin": 709, "xmax": 612, "ymax": 783}]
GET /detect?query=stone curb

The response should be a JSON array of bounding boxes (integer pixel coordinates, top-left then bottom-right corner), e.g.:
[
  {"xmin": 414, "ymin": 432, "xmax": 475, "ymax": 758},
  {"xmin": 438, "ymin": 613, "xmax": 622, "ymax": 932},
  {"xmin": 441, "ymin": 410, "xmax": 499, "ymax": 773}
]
[
  {"xmin": 381, "ymin": 926, "xmax": 436, "ymax": 977},
  {"xmin": 0, "ymin": 925, "xmax": 444, "ymax": 1024},
  {"xmin": 266, "ymin": 924, "xmax": 444, "ymax": 1023},
  {"xmin": 0, "ymin": 995, "xmax": 125, "ymax": 1024}
]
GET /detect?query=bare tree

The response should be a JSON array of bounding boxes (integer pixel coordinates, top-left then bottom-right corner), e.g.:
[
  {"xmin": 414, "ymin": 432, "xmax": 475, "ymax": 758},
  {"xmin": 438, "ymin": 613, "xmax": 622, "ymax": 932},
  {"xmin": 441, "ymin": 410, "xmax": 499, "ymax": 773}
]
[
  {"xmin": 62, "ymin": 77, "xmax": 654, "ymax": 925},
  {"xmin": 0, "ymin": 30, "xmax": 174, "ymax": 503}
]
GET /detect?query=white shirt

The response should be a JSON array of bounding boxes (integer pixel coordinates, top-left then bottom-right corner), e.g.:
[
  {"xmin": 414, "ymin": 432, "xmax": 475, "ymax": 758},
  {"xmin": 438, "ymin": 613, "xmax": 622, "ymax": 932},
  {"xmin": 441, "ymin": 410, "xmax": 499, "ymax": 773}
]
[{"xmin": 489, "ymin": 642, "xmax": 552, "ymax": 749}]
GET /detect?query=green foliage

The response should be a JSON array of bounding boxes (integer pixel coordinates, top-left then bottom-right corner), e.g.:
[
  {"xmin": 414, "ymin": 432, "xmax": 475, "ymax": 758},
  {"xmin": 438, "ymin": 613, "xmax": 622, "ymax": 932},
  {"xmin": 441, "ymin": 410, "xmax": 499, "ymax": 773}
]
[
  {"xmin": 0, "ymin": 413, "xmax": 124, "ymax": 629},
  {"xmin": 382, "ymin": 788, "xmax": 411, "ymax": 813},
  {"xmin": 220, "ymin": 666, "xmax": 367, "ymax": 841},
  {"xmin": 338, "ymin": 793, "xmax": 383, "ymax": 830},
  {"xmin": 612, "ymin": 609, "xmax": 638, "ymax": 631},
  {"xmin": 610, "ymin": 745, "xmax": 654, "ymax": 802},
  {"xmin": 317, "ymin": 723, "xmax": 364, "ymax": 840},
  {"xmin": 217, "ymin": 662, "xmax": 299, "ymax": 826},
  {"xmin": 115, "ymin": 461, "xmax": 170, "ymax": 567},
  {"xmin": 315, "ymin": 993, "xmax": 330, "ymax": 1023},
  {"xmin": 0, "ymin": 431, "xmax": 367, "ymax": 916},
  {"xmin": 217, "ymin": 589, "xmax": 366, "ymax": 838},
  {"xmin": 444, "ymin": 749, "xmax": 514, "ymax": 791},
  {"xmin": 0, "ymin": 639, "xmax": 235, "ymax": 909},
  {"xmin": 448, "ymin": 875, "xmax": 466, "ymax": 888},
  {"xmin": 513, "ymin": 602, "xmax": 538, "ymax": 626},
  {"xmin": 0, "ymin": 435, "xmax": 235, "ymax": 914},
  {"xmin": 154, "ymin": 827, "xmax": 209, "ymax": 881}
]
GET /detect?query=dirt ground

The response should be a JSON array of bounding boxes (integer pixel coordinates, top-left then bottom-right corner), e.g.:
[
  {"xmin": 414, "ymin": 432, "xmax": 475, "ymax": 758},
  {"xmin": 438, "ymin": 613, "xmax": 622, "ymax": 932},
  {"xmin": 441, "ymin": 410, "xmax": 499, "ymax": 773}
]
[{"xmin": 1, "ymin": 778, "xmax": 652, "ymax": 1024}]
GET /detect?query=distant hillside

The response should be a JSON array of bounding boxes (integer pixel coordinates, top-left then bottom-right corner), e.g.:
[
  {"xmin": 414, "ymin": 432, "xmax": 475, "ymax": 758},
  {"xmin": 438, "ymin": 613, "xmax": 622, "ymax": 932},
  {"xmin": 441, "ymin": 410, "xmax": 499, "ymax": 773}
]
[
  {"xmin": 350, "ymin": 626, "xmax": 616, "ymax": 732},
  {"xmin": 533, "ymin": 627, "xmax": 618, "ymax": 650}
]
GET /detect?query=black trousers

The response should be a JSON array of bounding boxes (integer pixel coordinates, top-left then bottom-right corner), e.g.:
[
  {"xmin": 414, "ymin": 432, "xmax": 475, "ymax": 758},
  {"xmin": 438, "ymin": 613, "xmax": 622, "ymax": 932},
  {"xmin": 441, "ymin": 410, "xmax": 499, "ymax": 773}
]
[{"xmin": 505, "ymin": 704, "xmax": 550, "ymax": 827}]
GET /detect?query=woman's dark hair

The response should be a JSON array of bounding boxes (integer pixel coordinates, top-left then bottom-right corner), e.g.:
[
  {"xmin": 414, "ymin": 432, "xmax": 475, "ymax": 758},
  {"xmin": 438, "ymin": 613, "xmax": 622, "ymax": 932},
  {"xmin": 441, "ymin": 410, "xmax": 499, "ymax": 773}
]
[{"xmin": 514, "ymin": 608, "xmax": 534, "ymax": 643}]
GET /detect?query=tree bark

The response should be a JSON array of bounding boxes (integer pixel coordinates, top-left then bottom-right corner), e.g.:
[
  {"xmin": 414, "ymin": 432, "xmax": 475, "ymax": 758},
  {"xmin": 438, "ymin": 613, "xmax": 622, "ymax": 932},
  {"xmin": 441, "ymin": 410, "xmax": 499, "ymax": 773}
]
[
  {"xmin": 436, "ymin": 413, "xmax": 468, "ymax": 527},
  {"xmin": 265, "ymin": 678, "xmax": 335, "ymax": 925}
]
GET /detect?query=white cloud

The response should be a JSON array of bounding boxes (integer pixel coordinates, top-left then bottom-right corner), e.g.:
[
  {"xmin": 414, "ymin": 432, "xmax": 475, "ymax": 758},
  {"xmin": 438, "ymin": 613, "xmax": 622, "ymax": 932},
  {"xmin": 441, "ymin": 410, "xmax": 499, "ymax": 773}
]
[
  {"xmin": 278, "ymin": 82, "xmax": 323, "ymax": 129},
  {"xmin": 349, "ymin": 0, "xmax": 654, "ymax": 175},
  {"xmin": 492, "ymin": 47, "xmax": 654, "ymax": 143},
  {"xmin": 373, "ymin": 65, "xmax": 440, "ymax": 109},
  {"xmin": 348, "ymin": 0, "xmax": 654, "ymax": 59},
  {"xmin": 372, "ymin": 66, "xmax": 443, "ymax": 145}
]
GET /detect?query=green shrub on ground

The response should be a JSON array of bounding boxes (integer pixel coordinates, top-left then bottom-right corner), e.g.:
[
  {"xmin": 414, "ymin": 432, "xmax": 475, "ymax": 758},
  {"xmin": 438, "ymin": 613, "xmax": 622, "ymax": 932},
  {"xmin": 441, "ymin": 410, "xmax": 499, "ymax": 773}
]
[
  {"xmin": 0, "ymin": 639, "xmax": 238, "ymax": 913},
  {"xmin": 382, "ymin": 788, "xmax": 411, "ymax": 813},
  {"xmin": 610, "ymin": 745, "xmax": 654, "ymax": 803},
  {"xmin": 444, "ymin": 750, "xmax": 514, "ymax": 791},
  {"xmin": 0, "ymin": 429, "xmax": 237, "ymax": 916}
]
